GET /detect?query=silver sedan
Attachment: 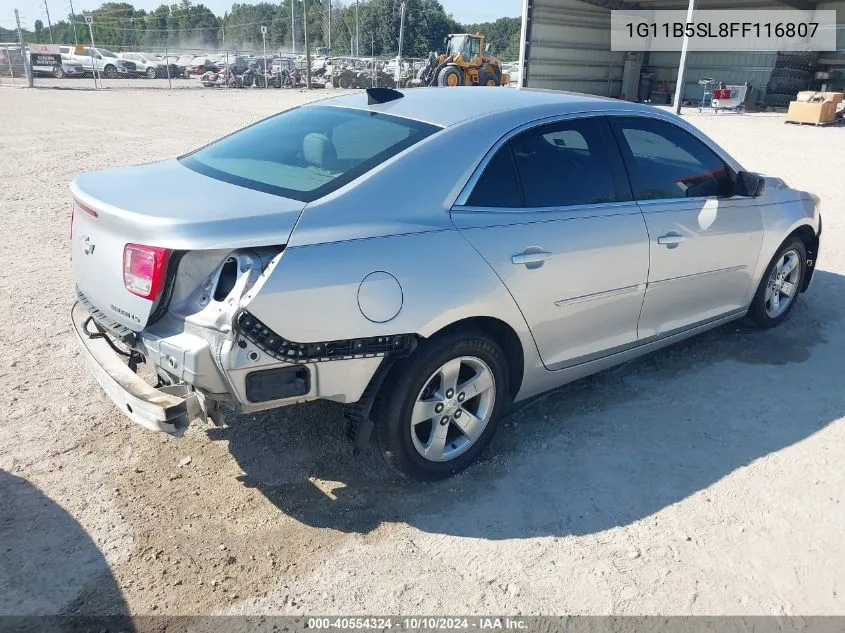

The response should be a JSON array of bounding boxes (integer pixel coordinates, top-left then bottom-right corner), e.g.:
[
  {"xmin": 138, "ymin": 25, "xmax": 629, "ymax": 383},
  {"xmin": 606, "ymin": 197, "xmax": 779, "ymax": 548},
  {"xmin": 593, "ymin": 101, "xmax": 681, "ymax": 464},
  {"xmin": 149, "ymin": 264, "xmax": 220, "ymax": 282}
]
[{"xmin": 70, "ymin": 87, "xmax": 821, "ymax": 479}]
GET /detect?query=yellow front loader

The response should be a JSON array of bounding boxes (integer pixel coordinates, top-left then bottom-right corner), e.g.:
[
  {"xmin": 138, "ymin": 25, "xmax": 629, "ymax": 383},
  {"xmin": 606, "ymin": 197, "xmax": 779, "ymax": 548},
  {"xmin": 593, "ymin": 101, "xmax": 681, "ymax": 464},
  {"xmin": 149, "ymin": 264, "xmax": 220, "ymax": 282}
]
[{"xmin": 414, "ymin": 33, "xmax": 511, "ymax": 87}]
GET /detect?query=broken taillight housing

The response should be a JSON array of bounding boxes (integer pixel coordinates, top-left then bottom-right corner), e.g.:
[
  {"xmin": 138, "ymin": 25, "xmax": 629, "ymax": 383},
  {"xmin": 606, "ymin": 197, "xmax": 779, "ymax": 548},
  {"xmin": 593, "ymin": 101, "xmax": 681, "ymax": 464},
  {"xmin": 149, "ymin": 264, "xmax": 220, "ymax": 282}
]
[{"xmin": 123, "ymin": 243, "xmax": 171, "ymax": 300}]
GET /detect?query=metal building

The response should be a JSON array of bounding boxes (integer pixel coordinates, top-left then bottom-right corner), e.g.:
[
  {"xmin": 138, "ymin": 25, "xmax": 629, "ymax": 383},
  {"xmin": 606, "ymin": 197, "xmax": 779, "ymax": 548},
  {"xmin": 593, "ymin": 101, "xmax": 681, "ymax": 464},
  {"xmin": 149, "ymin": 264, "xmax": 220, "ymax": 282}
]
[{"xmin": 518, "ymin": 0, "xmax": 845, "ymax": 105}]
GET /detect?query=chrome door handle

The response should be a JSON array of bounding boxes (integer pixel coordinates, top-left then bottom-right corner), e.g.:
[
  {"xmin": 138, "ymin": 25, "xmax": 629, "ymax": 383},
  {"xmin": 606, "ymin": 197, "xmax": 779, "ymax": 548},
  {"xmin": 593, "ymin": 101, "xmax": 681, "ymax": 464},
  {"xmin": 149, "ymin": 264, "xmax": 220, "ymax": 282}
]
[
  {"xmin": 657, "ymin": 233, "xmax": 686, "ymax": 246},
  {"xmin": 512, "ymin": 250, "xmax": 551, "ymax": 266}
]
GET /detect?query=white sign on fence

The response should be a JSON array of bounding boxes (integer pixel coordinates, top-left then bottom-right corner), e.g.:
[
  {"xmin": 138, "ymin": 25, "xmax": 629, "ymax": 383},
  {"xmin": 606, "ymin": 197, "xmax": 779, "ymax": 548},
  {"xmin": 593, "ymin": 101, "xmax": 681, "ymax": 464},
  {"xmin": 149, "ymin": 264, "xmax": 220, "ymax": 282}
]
[{"xmin": 28, "ymin": 43, "xmax": 60, "ymax": 55}]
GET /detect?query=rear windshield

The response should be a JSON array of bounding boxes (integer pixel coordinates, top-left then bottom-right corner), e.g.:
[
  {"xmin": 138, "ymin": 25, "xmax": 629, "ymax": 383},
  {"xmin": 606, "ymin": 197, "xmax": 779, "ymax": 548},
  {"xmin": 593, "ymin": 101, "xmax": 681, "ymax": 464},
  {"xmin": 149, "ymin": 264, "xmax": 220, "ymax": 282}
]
[{"xmin": 180, "ymin": 105, "xmax": 440, "ymax": 202}]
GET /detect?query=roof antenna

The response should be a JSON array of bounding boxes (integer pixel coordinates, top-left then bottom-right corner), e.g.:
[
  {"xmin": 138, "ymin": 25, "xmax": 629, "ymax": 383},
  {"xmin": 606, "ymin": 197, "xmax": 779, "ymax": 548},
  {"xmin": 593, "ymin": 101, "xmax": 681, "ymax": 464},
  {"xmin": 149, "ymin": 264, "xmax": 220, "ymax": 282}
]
[{"xmin": 367, "ymin": 87, "xmax": 404, "ymax": 105}]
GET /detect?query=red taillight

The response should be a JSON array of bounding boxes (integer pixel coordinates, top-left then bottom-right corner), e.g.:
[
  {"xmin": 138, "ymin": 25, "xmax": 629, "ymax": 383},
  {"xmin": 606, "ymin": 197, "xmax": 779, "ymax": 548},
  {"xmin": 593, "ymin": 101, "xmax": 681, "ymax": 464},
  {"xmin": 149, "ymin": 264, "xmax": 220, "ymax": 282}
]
[{"xmin": 123, "ymin": 243, "xmax": 171, "ymax": 300}]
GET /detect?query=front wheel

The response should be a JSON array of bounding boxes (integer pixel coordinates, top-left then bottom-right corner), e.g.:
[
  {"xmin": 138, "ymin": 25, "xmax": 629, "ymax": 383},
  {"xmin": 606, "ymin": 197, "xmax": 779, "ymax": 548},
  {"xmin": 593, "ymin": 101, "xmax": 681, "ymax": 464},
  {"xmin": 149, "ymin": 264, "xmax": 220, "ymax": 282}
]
[
  {"xmin": 376, "ymin": 330, "xmax": 510, "ymax": 480},
  {"xmin": 747, "ymin": 237, "xmax": 806, "ymax": 328},
  {"xmin": 103, "ymin": 65, "xmax": 118, "ymax": 78},
  {"xmin": 146, "ymin": 66, "xmax": 157, "ymax": 79},
  {"xmin": 53, "ymin": 65, "xmax": 65, "ymax": 78},
  {"xmin": 438, "ymin": 66, "xmax": 463, "ymax": 87}
]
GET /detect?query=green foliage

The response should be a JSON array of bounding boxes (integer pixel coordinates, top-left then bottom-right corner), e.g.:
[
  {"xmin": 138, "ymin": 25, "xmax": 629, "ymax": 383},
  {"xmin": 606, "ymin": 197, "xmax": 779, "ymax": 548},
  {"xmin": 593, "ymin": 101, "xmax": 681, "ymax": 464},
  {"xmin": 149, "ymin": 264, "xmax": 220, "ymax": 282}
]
[
  {"xmin": 11, "ymin": 0, "xmax": 516, "ymax": 59},
  {"xmin": 461, "ymin": 16, "xmax": 521, "ymax": 60}
]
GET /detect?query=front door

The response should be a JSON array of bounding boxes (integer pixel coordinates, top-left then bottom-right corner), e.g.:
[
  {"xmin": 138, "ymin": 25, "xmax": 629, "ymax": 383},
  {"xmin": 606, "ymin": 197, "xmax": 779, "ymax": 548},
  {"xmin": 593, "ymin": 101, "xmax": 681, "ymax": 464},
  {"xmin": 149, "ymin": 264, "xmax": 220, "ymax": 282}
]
[
  {"xmin": 452, "ymin": 115, "xmax": 650, "ymax": 371},
  {"xmin": 607, "ymin": 115, "xmax": 764, "ymax": 338}
]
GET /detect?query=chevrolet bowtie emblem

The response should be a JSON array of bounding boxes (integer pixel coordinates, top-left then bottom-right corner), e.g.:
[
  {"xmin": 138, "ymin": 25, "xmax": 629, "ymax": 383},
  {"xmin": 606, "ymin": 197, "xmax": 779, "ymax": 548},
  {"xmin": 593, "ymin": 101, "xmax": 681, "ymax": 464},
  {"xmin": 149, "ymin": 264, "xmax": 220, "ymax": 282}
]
[{"xmin": 79, "ymin": 234, "xmax": 95, "ymax": 255}]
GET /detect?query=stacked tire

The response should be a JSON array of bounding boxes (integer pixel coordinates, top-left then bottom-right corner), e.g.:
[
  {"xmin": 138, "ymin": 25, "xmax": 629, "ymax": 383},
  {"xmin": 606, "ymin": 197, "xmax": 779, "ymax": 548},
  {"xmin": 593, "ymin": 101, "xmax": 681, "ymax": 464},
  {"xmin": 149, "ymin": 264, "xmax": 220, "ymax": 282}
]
[{"xmin": 765, "ymin": 52, "xmax": 817, "ymax": 107}]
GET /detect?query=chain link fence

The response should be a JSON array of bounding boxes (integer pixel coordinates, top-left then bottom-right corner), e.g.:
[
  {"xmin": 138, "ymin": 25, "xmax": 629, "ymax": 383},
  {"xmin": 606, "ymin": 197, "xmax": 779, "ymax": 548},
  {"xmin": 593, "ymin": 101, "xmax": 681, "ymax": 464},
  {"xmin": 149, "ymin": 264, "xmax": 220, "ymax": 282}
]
[
  {"xmin": 1, "ymin": 47, "xmax": 521, "ymax": 90},
  {"xmin": 2, "ymin": 40, "xmax": 442, "ymax": 90}
]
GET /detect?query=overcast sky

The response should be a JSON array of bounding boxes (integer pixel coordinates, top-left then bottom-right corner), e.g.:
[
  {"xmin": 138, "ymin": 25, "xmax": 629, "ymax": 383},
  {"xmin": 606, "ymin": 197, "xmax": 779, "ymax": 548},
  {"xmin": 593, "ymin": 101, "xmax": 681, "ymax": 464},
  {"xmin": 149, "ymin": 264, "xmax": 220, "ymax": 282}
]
[{"xmin": 7, "ymin": 0, "xmax": 523, "ymax": 33}]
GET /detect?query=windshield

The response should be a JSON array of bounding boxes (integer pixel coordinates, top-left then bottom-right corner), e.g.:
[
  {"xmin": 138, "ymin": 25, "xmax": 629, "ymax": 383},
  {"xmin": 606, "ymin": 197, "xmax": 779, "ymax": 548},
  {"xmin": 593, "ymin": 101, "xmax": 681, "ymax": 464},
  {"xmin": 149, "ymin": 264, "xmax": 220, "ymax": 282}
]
[
  {"xmin": 99, "ymin": 49, "xmax": 117, "ymax": 58},
  {"xmin": 447, "ymin": 35, "xmax": 480, "ymax": 60},
  {"xmin": 447, "ymin": 35, "xmax": 465, "ymax": 55},
  {"xmin": 180, "ymin": 106, "xmax": 440, "ymax": 202}
]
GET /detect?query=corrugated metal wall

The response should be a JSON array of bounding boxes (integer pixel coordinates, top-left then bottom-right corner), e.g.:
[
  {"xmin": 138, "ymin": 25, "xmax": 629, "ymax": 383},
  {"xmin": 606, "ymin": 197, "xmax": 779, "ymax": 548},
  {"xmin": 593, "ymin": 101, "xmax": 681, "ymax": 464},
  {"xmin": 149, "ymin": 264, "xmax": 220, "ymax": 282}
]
[
  {"xmin": 522, "ymin": 0, "xmax": 627, "ymax": 96},
  {"xmin": 646, "ymin": 51, "xmax": 778, "ymax": 102},
  {"xmin": 521, "ymin": 0, "xmax": 844, "ymax": 101},
  {"xmin": 817, "ymin": 0, "xmax": 845, "ymax": 67}
]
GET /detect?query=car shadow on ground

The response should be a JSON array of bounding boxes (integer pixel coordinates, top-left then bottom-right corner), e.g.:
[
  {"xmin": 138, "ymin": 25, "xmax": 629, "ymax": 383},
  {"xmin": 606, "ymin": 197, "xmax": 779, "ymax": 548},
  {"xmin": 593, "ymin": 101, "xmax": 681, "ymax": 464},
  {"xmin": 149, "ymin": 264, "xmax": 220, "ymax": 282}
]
[
  {"xmin": 213, "ymin": 270, "xmax": 844, "ymax": 538},
  {"xmin": 0, "ymin": 470, "xmax": 130, "ymax": 625}
]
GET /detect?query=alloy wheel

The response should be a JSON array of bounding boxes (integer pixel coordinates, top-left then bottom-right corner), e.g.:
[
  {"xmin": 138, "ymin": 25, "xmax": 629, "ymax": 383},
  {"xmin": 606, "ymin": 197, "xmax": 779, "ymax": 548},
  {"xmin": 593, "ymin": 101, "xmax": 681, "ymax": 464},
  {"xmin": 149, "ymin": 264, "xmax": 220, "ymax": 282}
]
[
  {"xmin": 765, "ymin": 249, "xmax": 801, "ymax": 318},
  {"xmin": 410, "ymin": 356, "xmax": 496, "ymax": 462}
]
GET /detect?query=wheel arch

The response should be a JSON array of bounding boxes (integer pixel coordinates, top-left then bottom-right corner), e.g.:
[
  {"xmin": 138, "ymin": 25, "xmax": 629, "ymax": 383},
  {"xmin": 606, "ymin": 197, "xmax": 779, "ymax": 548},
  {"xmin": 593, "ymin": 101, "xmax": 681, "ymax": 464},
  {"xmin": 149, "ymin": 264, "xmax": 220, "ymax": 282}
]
[
  {"xmin": 785, "ymin": 222, "xmax": 819, "ymax": 292},
  {"xmin": 423, "ymin": 316, "xmax": 524, "ymax": 400}
]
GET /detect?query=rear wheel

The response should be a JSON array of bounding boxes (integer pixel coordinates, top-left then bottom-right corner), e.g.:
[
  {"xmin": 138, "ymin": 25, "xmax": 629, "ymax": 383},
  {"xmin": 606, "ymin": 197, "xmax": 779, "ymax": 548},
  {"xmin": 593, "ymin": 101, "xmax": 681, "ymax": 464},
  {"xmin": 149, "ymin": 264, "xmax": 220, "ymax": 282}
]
[
  {"xmin": 479, "ymin": 70, "xmax": 499, "ymax": 86},
  {"xmin": 438, "ymin": 66, "xmax": 463, "ymax": 87},
  {"xmin": 747, "ymin": 237, "xmax": 806, "ymax": 328},
  {"xmin": 375, "ymin": 330, "xmax": 509, "ymax": 480}
]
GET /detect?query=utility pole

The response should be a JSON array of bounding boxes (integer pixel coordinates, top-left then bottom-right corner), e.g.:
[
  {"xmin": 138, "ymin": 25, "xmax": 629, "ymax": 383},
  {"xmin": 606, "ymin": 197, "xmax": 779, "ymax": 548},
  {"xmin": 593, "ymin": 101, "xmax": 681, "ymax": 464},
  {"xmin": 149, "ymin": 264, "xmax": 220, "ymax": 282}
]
[
  {"xmin": 15, "ymin": 9, "xmax": 33, "ymax": 87},
  {"xmin": 68, "ymin": 0, "xmax": 78, "ymax": 43},
  {"xmin": 291, "ymin": 0, "xmax": 296, "ymax": 53},
  {"xmin": 395, "ymin": 0, "xmax": 405, "ymax": 84},
  {"xmin": 304, "ymin": 0, "xmax": 310, "ymax": 89},
  {"xmin": 327, "ymin": 0, "xmax": 331, "ymax": 55},
  {"xmin": 261, "ymin": 25, "xmax": 267, "ymax": 88},
  {"xmin": 44, "ymin": 0, "xmax": 54, "ymax": 43},
  {"xmin": 355, "ymin": 0, "xmax": 359, "ymax": 56},
  {"xmin": 84, "ymin": 13, "xmax": 97, "ymax": 89},
  {"xmin": 673, "ymin": 0, "xmax": 696, "ymax": 114}
]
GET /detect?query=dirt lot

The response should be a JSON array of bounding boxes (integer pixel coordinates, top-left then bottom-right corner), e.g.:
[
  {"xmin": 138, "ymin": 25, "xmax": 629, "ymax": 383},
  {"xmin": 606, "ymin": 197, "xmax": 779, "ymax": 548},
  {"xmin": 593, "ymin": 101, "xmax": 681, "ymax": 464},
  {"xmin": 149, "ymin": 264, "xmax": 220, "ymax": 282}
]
[{"xmin": 0, "ymin": 85, "xmax": 843, "ymax": 618}]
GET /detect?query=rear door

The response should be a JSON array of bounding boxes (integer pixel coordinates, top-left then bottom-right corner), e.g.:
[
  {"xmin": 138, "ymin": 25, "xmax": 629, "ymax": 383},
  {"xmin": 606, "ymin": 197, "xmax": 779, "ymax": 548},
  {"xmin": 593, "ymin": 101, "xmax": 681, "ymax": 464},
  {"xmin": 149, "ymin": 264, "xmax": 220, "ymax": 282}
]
[
  {"xmin": 452, "ymin": 115, "xmax": 650, "ymax": 371},
  {"xmin": 607, "ymin": 115, "xmax": 764, "ymax": 338},
  {"xmin": 73, "ymin": 48, "xmax": 92, "ymax": 71}
]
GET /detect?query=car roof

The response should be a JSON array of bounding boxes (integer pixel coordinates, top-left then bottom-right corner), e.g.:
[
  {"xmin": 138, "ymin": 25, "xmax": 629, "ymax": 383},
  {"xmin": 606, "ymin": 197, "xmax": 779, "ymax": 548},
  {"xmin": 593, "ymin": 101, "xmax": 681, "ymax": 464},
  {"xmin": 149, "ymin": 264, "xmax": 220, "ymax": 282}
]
[{"xmin": 312, "ymin": 87, "xmax": 653, "ymax": 128}]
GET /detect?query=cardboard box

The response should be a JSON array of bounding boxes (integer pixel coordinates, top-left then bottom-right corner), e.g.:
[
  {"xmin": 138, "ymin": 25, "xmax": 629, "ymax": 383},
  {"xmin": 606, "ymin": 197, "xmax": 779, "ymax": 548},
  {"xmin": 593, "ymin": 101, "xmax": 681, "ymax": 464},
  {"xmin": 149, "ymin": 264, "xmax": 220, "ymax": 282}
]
[
  {"xmin": 786, "ymin": 99, "xmax": 837, "ymax": 124},
  {"xmin": 819, "ymin": 91, "xmax": 843, "ymax": 106}
]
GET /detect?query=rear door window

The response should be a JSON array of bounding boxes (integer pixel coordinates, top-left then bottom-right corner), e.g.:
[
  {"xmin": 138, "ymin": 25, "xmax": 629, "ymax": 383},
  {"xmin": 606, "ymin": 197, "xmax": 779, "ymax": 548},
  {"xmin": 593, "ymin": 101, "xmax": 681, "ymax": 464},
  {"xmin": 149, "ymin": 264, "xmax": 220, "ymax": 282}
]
[
  {"xmin": 180, "ymin": 105, "xmax": 440, "ymax": 202},
  {"xmin": 510, "ymin": 118, "xmax": 620, "ymax": 208},
  {"xmin": 609, "ymin": 116, "xmax": 732, "ymax": 200},
  {"xmin": 466, "ymin": 144, "xmax": 522, "ymax": 208}
]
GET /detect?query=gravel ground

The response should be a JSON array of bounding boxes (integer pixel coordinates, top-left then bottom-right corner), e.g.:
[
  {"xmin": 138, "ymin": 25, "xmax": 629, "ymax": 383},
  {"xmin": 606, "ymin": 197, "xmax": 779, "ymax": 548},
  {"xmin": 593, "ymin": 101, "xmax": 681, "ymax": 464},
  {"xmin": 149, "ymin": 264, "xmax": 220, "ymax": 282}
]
[{"xmin": 1, "ymin": 85, "xmax": 843, "ymax": 618}]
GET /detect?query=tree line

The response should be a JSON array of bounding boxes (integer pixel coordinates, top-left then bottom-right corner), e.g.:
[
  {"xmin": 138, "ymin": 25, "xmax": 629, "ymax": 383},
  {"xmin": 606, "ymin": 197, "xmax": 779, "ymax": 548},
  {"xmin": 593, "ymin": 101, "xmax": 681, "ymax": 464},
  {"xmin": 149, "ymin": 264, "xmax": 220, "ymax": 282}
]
[{"xmin": 3, "ymin": 0, "xmax": 521, "ymax": 59}]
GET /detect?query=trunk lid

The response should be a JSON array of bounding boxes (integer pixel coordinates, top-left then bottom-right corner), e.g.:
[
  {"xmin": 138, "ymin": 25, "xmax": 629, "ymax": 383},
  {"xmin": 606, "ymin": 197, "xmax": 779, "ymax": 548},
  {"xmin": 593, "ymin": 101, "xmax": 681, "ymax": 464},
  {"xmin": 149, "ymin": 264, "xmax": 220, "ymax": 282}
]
[{"xmin": 71, "ymin": 158, "xmax": 305, "ymax": 332}]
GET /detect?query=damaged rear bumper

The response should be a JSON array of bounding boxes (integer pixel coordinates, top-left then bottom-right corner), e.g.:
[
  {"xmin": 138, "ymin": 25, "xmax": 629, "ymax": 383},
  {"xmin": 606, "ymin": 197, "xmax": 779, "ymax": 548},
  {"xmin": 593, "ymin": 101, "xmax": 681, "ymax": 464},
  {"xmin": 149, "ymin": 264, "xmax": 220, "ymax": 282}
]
[{"xmin": 71, "ymin": 301, "xmax": 203, "ymax": 436}]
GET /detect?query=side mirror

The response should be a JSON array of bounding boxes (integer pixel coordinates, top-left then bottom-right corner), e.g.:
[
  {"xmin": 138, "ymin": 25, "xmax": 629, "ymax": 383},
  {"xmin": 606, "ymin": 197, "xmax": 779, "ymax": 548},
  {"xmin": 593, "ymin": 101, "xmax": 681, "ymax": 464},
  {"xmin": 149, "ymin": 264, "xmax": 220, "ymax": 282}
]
[
  {"xmin": 485, "ymin": 43, "xmax": 491, "ymax": 52},
  {"xmin": 735, "ymin": 171, "xmax": 765, "ymax": 197}
]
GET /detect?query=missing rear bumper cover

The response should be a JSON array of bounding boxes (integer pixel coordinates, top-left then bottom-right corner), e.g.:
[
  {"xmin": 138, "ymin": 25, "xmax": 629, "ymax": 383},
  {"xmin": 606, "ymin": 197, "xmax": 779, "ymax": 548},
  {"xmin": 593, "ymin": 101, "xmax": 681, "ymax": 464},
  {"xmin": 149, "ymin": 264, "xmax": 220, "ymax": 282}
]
[
  {"xmin": 246, "ymin": 366, "xmax": 310, "ymax": 402},
  {"xmin": 235, "ymin": 310, "xmax": 416, "ymax": 364}
]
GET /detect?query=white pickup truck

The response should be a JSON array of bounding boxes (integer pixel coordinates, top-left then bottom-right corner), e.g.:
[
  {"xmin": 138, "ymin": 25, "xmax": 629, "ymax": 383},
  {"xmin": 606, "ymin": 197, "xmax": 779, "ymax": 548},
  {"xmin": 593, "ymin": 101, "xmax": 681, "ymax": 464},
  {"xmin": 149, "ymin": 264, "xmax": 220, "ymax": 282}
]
[{"xmin": 59, "ymin": 45, "xmax": 136, "ymax": 78}]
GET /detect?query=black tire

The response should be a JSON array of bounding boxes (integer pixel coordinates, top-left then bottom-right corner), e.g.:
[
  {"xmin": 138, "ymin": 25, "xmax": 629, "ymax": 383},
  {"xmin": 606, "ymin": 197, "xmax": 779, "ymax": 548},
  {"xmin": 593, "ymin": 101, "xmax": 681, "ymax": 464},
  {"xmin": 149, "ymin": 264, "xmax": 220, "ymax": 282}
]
[
  {"xmin": 103, "ymin": 64, "xmax": 118, "ymax": 79},
  {"xmin": 478, "ymin": 70, "xmax": 499, "ymax": 86},
  {"xmin": 254, "ymin": 74, "xmax": 266, "ymax": 88},
  {"xmin": 764, "ymin": 93, "xmax": 794, "ymax": 108},
  {"xmin": 53, "ymin": 65, "xmax": 65, "ymax": 78},
  {"xmin": 438, "ymin": 66, "xmax": 463, "ymax": 87},
  {"xmin": 146, "ymin": 66, "xmax": 157, "ymax": 79},
  {"xmin": 765, "ymin": 82, "xmax": 798, "ymax": 96},
  {"xmin": 775, "ymin": 53, "xmax": 816, "ymax": 71},
  {"xmin": 746, "ymin": 237, "xmax": 806, "ymax": 329},
  {"xmin": 375, "ymin": 329, "xmax": 510, "ymax": 480},
  {"xmin": 339, "ymin": 73, "xmax": 352, "ymax": 88}
]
